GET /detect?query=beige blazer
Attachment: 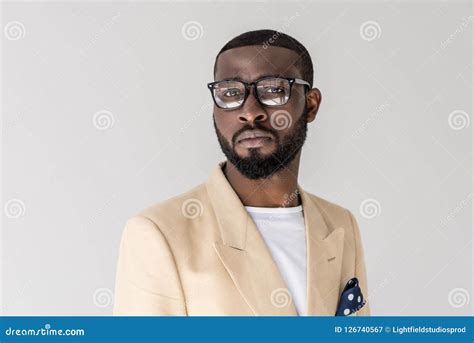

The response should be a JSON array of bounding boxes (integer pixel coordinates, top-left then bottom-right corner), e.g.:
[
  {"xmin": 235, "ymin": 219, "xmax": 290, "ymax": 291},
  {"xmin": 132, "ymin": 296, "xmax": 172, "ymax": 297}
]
[{"xmin": 113, "ymin": 161, "xmax": 370, "ymax": 316}]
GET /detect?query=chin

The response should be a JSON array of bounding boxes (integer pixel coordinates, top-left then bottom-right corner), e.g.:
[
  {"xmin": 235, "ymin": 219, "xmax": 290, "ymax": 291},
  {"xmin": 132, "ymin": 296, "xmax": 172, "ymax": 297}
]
[{"xmin": 235, "ymin": 146, "xmax": 275, "ymax": 158}]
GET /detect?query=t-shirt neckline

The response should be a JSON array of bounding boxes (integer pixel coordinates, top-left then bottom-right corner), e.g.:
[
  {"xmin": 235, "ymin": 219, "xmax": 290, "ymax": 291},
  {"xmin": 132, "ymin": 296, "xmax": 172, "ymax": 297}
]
[{"xmin": 244, "ymin": 204, "xmax": 303, "ymax": 214}]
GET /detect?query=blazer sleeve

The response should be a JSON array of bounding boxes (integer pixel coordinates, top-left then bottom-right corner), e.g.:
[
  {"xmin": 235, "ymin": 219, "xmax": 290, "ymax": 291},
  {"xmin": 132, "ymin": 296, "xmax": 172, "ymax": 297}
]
[
  {"xmin": 348, "ymin": 210, "xmax": 371, "ymax": 316},
  {"xmin": 113, "ymin": 215, "xmax": 187, "ymax": 316}
]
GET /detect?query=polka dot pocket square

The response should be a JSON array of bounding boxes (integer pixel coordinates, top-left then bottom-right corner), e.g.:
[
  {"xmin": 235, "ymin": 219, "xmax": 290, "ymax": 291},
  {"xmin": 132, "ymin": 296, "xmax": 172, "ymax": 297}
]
[{"xmin": 335, "ymin": 277, "xmax": 366, "ymax": 316}]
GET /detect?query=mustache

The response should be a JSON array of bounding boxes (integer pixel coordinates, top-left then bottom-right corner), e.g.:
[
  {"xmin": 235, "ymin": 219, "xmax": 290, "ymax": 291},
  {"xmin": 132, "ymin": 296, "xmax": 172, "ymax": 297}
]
[{"xmin": 232, "ymin": 124, "xmax": 278, "ymax": 146}]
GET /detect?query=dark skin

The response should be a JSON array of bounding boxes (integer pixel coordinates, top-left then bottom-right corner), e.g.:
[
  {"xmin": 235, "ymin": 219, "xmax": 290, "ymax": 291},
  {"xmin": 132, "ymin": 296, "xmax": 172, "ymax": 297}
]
[{"xmin": 214, "ymin": 45, "xmax": 322, "ymax": 207}]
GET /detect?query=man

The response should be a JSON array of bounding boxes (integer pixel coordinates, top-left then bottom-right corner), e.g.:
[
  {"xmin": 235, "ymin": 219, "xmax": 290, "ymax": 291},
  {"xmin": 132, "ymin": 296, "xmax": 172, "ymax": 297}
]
[{"xmin": 113, "ymin": 29, "xmax": 370, "ymax": 316}]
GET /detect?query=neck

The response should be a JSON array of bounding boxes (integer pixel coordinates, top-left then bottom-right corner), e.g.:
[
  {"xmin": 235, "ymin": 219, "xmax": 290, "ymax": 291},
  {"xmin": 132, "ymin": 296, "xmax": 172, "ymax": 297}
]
[{"xmin": 223, "ymin": 152, "xmax": 302, "ymax": 208}]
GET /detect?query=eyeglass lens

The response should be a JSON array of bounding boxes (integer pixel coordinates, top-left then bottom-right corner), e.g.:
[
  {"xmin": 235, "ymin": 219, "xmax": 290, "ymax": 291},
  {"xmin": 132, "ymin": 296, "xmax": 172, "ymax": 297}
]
[{"xmin": 211, "ymin": 78, "xmax": 291, "ymax": 109}]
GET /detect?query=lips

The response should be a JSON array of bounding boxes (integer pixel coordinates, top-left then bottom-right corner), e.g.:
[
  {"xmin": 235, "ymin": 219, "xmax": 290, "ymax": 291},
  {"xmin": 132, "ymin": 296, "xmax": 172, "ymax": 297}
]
[
  {"xmin": 235, "ymin": 129, "xmax": 274, "ymax": 149},
  {"xmin": 238, "ymin": 136, "xmax": 273, "ymax": 148},
  {"xmin": 236, "ymin": 129, "xmax": 274, "ymax": 143}
]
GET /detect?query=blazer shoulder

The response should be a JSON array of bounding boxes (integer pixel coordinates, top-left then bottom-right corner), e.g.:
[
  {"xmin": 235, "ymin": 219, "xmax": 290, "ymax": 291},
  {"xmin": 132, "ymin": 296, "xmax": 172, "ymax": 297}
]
[
  {"xmin": 304, "ymin": 191, "xmax": 354, "ymax": 227},
  {"xmin": 132, "ymin": 182, "xmax": 208, "ymax": 233},
  {"xmin": 305, "ymin": 191, "xmax": 350, "ymax": 214}
]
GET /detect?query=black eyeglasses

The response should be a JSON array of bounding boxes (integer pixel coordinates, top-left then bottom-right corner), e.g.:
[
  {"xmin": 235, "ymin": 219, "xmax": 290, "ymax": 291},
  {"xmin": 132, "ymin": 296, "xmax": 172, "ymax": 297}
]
[{"xmin": 207, "ymin": 76, "xmax": 310, "ymax": 110}]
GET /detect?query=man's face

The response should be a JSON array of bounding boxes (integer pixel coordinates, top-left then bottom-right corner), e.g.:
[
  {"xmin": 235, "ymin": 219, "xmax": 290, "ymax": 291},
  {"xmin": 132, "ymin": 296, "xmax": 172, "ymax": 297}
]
[{"xmin": 212, "ymin": 45, "xmax": 314, "ymax": 180}]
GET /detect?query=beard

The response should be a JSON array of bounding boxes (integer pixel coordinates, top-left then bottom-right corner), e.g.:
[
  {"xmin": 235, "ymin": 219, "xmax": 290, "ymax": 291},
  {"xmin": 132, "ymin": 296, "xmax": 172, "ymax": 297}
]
[{"xmin": 213, "ymin": 105, "xmax": 309, "ymax": 180}]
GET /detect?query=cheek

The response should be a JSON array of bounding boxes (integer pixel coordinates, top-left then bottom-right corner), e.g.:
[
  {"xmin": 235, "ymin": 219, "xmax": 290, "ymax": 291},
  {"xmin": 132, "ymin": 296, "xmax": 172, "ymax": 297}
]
[{"xmin": 214, "ymin": 113, "xmax": 236, "ymax": 140}]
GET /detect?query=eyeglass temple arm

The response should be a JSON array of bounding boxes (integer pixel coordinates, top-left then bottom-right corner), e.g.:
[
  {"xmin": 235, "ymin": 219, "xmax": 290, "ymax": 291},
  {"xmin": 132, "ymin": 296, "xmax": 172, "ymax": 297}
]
[{"xmin": 294, "ymin": 78, "xmax": 311, "ymax": 88}]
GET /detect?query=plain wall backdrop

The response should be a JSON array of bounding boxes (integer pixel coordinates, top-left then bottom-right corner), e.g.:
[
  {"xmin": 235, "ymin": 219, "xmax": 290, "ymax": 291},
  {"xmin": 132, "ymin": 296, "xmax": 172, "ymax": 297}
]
[{"xmin": 1, "ymin": 0, "xmax": 472, "ymax": 316}]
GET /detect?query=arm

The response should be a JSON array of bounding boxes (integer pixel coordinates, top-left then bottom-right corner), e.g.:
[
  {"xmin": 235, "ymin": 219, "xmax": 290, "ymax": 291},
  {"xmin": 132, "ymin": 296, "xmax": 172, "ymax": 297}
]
[
  {"xmin": 348, "ymin": 210, "xmax": 371, "ymax": 316},
  {"xmin": 113, "ymin": 215, "xmax": 187, "ymax": 315}
]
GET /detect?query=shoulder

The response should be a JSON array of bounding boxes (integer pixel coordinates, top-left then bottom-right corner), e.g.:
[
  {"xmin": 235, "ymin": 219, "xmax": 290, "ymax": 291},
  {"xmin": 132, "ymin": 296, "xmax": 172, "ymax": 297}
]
[
  {"xmin": 127, "ymin": 182, "xmax": 209, "ymax": 235},
  {"xmin": 303, "ymin": 191, "xmax": 355, "ymax": 228}
]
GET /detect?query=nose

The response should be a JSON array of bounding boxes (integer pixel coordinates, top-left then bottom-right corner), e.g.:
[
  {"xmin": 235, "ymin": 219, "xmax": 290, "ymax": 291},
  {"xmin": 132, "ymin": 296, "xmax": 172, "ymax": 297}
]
[{"xmin": 237, "ymin": 91, "xmax": 268, "ymax": 124}]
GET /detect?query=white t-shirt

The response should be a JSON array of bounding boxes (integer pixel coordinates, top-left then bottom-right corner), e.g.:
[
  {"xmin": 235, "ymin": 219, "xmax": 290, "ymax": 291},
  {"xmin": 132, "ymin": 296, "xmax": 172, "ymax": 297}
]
[{"xmin": 245, "ymin": 205, "xmax": 307, "ymax": 315}]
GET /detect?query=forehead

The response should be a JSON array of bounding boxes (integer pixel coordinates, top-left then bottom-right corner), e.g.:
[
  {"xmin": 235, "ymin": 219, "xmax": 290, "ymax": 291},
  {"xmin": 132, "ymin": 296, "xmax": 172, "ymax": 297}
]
[{"xmin": 215, "ymin": 45, "xmax": 303, "ymax": 81}]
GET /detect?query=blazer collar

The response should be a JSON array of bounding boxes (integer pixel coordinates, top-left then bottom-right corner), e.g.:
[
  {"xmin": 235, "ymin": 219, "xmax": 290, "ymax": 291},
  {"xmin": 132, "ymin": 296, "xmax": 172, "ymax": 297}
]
[{"xmin": 206, "ymin": 161, "xmax": 345, "ymax": 316}]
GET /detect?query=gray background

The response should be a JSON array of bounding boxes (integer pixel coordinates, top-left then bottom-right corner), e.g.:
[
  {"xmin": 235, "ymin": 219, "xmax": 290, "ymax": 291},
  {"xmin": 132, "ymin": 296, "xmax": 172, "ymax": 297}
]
[{"xmin": 1, "ymin": 0, "xmax": 472, "ymax": 316}]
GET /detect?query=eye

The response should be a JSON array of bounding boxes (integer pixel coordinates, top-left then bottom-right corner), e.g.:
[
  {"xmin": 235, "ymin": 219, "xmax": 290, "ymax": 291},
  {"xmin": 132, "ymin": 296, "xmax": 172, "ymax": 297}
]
[
  {"xmin": 223, "ymin": 88, "xmax": 242, "ymax": 97},
  {"xmin": 264, "ymin": 87, "xmax": 285, "ymax": 94}
]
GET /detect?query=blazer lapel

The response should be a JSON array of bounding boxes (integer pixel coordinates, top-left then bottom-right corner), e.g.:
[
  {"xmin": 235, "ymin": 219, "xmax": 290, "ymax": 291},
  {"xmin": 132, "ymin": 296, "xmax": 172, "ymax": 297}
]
[
  {"xmin": 300, "ymin": 187, "xmax": 345, "ymax": 316},
  {"xmin": 206, "ymin": 162, "xmax": 344, "ymax": 316},
  {"xmin": 206, "ymin": 162, "xmax": 297, "ymax": 315}
]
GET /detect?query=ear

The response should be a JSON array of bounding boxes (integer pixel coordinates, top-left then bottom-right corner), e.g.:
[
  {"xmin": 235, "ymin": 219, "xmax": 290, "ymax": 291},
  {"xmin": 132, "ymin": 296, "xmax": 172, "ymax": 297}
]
[{"xmin": 305, "ymin": 88, "xmax": 322, "ymax": 123}]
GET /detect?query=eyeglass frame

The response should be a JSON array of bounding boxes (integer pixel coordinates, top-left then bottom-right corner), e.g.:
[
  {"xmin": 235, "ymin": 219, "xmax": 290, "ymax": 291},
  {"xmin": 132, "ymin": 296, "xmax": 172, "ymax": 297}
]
[{"xmin": 206, "ymin": 76, "xmax": 311, "ymax": 110}]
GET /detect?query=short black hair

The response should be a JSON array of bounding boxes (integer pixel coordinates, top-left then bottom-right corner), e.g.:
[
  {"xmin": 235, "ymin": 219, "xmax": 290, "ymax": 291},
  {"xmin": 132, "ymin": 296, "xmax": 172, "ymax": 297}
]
[{"xmin": 213, "ymin": 29, "xmax": 314, "ymax": 88}]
